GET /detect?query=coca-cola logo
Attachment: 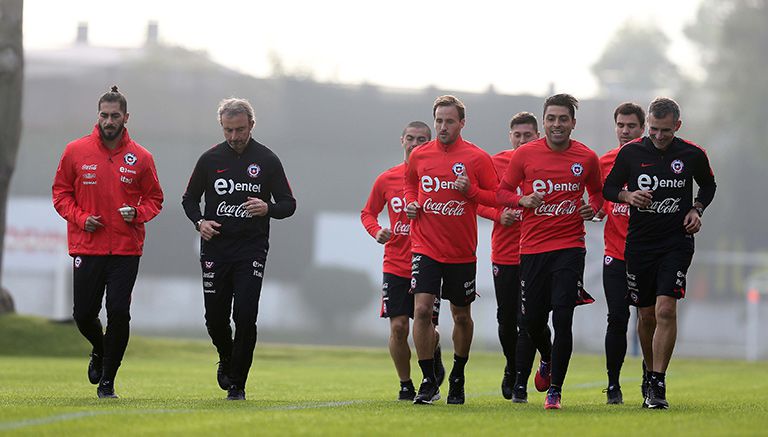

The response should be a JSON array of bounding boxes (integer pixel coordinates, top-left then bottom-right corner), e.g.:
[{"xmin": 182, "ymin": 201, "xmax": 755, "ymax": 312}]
[
  {"xmin": 533, "ymin": 199, "xmax": 577, "ymax": 216},
  {"xmin": 422, "ymin": 198, "xmax": 466, "ymax": 216},
  {"xmin": 216, "ymin": 201, "xmax": 253, "ymax": 218},
  {"xmin": 393, "ymin": 220, "xmax": 410, "ymax": 235},
  {"xmin": 612, "ymin": 203, "xmax": 630, "ymax": 216},
  {"xmin": 637, "ymin": 197, "xmax": 681, "ymax": 214}
]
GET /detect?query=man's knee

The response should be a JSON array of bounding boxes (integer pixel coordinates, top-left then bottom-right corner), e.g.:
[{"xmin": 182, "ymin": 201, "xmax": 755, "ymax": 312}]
[
  {"xmin": 414, "ymin": 296, "xmax": 435, "ymax": 321},
  {"xmin": 452, "ymin": 308, "xmax": 473, "ymax": 327},
  {"xmin": 390, "ymin": 317, "xmax": 409, "ymax": 340},
  {"xmin": 655, "ymin": 299, "xmax": 677, "ymax": 323}
]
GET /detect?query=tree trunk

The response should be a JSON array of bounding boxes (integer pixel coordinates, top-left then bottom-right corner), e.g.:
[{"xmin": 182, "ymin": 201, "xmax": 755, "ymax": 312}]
[{"xmin": 0, "ymin": 0, "xmax": 24, "ymax": 314}]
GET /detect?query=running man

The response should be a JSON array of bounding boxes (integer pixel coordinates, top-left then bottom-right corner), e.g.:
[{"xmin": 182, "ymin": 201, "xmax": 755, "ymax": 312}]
[
  {"xmin": 361, "ymin": 121, "xmax": 444, "ymax": 401},
  {"xmin": 595, "ymin": 102, "xmax": 646, "ymax": 404},
  {"xmin": 476, "ymin": 112, "xmax": 552, "ymax": 403},
  {"xmin": 405, "ymin": 95, "xmax": 498, "ymax": 405},
  {"xmin": 603, "ymin": 97, "xmax": 716, "ymax": 409},
  {"xmin": 497, "ymin": 94, "xmax": 603, "ymax": 410}
]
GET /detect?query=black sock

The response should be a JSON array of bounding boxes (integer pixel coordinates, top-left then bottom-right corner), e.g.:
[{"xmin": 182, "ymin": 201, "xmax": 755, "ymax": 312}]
[
  {"xmin": 550, "ymin": 384, "xmax": 561, "ymax": 393},
  {"xmin": 401, "ymin": 379, "xmax": 413, "ymax": 387},
  {"xmin": 434, "ymin": 344, "xmax": 443, "ymax": 367},
  {"xmin": 607, "ymin": 369, "xmax": 620, "ymax": 388},
  {"xmin": 450, "ymin": 354, "xmax": 468, "ymax": 379},
  {"xmin": 418, "ymin": 359, "xmax": 436, "ymax": 382}
]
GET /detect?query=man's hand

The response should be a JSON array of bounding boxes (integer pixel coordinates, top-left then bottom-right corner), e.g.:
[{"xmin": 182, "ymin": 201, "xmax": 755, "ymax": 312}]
[
  {"xmin": 619, "ymin": 189, "xmax": 653, "ymax": 208},
  {"xmin": 578, "ymin": 203, "xmax": 596, "ymax": 221},
  {"xmin": 405, "ymin": 201, "xmax": 421, "ymax": 219},
  {"xmin": 244, "ymin": 197, "xmax": 269, "ymax": 217},
  {"xmin": 455, "ymin": 175, "xmax": 470, "ymax": 194},
  {"xmin": 199, "ymin": 220, "xmax": 222, "ymax": 241},
  {"xmin": 684, "ymin": 209, "xmax": 702, "ymax": 234},
  {"xmin": 499, "ymin": 207, "xmax": 518, "ymax": 226},
  {"xmin": 518, "ymin": 192, "xmax": 544, "ymax": 208},
  {"xmin": 592, "ymin": 209, "xmax": 607, "ymax": 222},
  {"xmin": 119, "ymin": 205, "xmax": 136, "ymax": 223},
  {"xmin": 375, "ymin": 228, "xmax": 392, "ymax": 244},
  {"xmin": 84, "ymin": 215, "xmax": 103, "ymax": 232}
]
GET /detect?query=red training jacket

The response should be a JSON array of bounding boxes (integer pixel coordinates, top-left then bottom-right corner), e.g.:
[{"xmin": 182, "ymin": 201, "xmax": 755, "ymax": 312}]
[
  {"xmin": 52, "ymin": 126, "xmax": 164, "ymax": 256},
  {"xmin": 360, "ymin": 162, "xmax": 412, "ymax": 278},
  {"xmin": 497, "ymin": 137, "xmax": 603, "ymax": 255},
  {"xmin": 404, "ymin": 136, "xmax": 498, "ymax": 263}
]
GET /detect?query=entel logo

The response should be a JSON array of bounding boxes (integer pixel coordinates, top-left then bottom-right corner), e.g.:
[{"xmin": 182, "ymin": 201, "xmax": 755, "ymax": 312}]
[
  {"xmin": 532, "ymin": 179, "xmax": 581, "ymax": 194},
  {"xmin": 421, "ymin": 175, "xmax": 457, "ymax": 193},
  {"xmin": 389, "ymin": 197, "xmax": 405, "ymax": 213},
  {"xmin": 214, "ymin": 178, "xmax": 262, "ymax": 195},
  {"xmin": 637, "ymin": 174, "xmax": 686, "ymax": 191}
]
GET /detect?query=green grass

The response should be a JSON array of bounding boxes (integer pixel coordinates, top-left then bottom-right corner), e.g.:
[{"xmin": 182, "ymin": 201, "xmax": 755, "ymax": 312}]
[{"xmin": 1, "ymin": 314, "xmax": 767, "ymax": 436}]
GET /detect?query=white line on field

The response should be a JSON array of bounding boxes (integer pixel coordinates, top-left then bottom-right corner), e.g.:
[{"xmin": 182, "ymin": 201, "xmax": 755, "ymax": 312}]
[{"xmin": 0, "ymin": 400, "xmax": 361, "ymax": 431}]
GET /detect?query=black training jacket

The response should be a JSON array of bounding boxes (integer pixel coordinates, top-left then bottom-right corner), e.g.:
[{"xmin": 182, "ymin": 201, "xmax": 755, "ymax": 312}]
[
  {"xmin": 182, "ymin": 139, "xmax": 296, "ymax": 262},
  {"xmin": 603, "ymin": 136, "xmax": 716, "ymax": 252}
]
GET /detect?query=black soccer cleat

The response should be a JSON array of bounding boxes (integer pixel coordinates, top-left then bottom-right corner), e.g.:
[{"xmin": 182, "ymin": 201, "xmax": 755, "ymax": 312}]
[
  {"xmin": 501, "ymin": 369, "xmax": 514, "ymax": 400},
  {"xmin": 647, "ymin": 380, "xmax": 669, "ymax": 409},
  {"xmin": 226, "ymin": 385, "xmax": 246, "ymax": 401},
  {"xmin": 512, "ymin": 384, "xmax": 528, "ymax": 403},
  {"xmin": 217, "ymin": 359, "xmax": 231, "ymax": 391},
  {"xmin": 88, "ymin": 352, "xmax": 103, "ymax": 385},
  {"xmin": 398, "ymin": 381, "xmax": 416, "ymax": 401},
  {"xmin": 447, "ymin": 376, "xmax": 465, "ymax": 405},
  {"xmin": 604, "ymin": 384, "xmax": 623, "ymax": 404},
  {"xmin": 97, "ymin": 380, "xmax": 118, "ymax": 399},
  {"xmin": 413, "ymin": 378, "xmax": 440, "ymax": 405}
]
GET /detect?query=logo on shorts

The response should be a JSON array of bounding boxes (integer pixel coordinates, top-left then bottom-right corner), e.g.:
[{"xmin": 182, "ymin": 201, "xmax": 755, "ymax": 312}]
[
  {"xmin": 74, "ymin": 256, "xmax": 82, "ymax": 268},
  {"xmin": 247, "ymin": 163, "xmax": 261, "ymax": 178},
  {"xmin": 571, "ymin": 163, "xmax": 583, "ymax": 177},
  {"xmin": 411, "ymin": 278, "xmax": 417, "ymax": 289},
  {"xmin": 203, "ymin": 281, "xmax": 213, "ymax": 287},
  {"xmin": 629, "ymin": 292, "xmax": 639, "ymax": 303},
  {"xmin": 493, "ymin": 265, "xmax": 499, "ymax": 277},
  {"xmin": 676, "ymin": 270, "xmax": 685, "ymax": 278},
  {"xmin": 452, "ymin": 162, "xmax": 465, "ymax": 176},
  {"xmin": 202, "ymin": 272, "xmax": 214, "ymax": 279},
  {"xmin": 123, "ymin": 153, "xmax": 137, "ymax": 166},
  {"xmin": 604, "ymin": 256, "xmax": 613, "ymax": 265},
  {"xmin": 204, "ymin": 261, "xmax": 214, "ymax": 269},
  {"xmin": 671, "ymin": 159, "xmax": 684, "ymax": 174}
]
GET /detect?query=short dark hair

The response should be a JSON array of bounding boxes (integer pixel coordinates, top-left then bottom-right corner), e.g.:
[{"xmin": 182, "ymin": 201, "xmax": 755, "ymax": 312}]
[
  {"xmin": 509, "ymin": 112, "xmax": 538, "ymax": 131},
  {"xmin": 648, "ymin": 97, "xmax": 680, "ymax": 122},
  {"xmin": 402, "ymin": 121, "xmax": 432, "ymax": 139},
  {"xmin": 98, "ymin": 85, "xmax": 127, "ymax": 112},
  {"xmin": 543, "ymin": 93, "xmax": 578, "ymax": 119},
  {"xmin": 613, "ymin": 102, "xmax": 646, "ymax": 126},
  {"xmin": 432, "ymin": 95, "xmax": 465, "ymax": 120}
]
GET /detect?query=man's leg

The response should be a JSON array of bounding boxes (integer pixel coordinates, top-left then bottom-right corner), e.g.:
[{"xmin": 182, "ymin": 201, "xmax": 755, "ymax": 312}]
[
  {"xmin": 202, "ymin": 261, "xmax": 235, "ymax": 391},
  {"xmin": 652, "ymin": 296, "xmax": 677, "ymax": 371},
  {"xmin": 413, "ymin": 292, "xmax": 440, "ymax": 403},
  {"xmin": 493, "ymin": 264, "xmax": 518, "ymax": 399},
  {"xmin": 603, "ymin": 258, "xmax": 630, "ymax": 403},
  {"xmin": 100, "ymin": 255, "xmax": 140, "ymax": 396},
  {"xmin": 72, "ymin": 256, "xmax": 108, "ymax": 387},
  {"xmin": 388, "ymin": 315, "xmax": 411, "ymax": 382},
  {"xmin": 228, "ymin": 258, "xmax": 265, "ymax": 399}
]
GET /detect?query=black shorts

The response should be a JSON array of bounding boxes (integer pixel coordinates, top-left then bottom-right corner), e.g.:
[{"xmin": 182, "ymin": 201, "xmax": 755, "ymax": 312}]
[
  {"xmin": 603, "ymin": 255, "xmax": 628, "ymax": 299},
  {"xmin": 380, "ymin": 273, "xmax": 440, "ymax": 325},
  {"xmin": 492, "ymin": 263, "xmax": 522, "ymax": 316},
  {"xmin": 519, "ymin": 248, "xmax": 593, "ymax": 317},
  {"xmin": 411, "ymin": 253, "xmax": 476, "ymax": 307},
  {"xmin": 625, "ymin": 245, "xmax": 694, "ymax": 307}
]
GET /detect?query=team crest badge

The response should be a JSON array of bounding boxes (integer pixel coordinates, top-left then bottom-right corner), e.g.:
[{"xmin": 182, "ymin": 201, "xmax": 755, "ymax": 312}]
[
  {"xmin": 123, "ymin": 153, "xmax": 137, "ymax": 166},
  {"xmin": 247, "ymin": 163, "xmax": 261, "ymax": 178},
  {"xmin": 671, "ymin": 159, "xmax": 684, "ymax": 174},
  {"xmin": 604, "ymin": 256, "xmax": 613, "ymax": 266},
  {"xmin": 74, "ymin": 256, "xmax": 82, "ymax": 268},
  {"xmin": 204, "ymin": 261, "xmax": 214, "ymax": 269},
  {"xmin": 493, "ymin": 265, "xmax": 499, "ymax": 277},
  {"xmin": 571, "ymin": 163, "xmax": 583, "ymax": 177},
  {"xmin": 452, "ymin": 162, "xmax": 465, "ymax": 176},
  {"xmin": 410, "ymin": 278, "xmax": 417, "ymax": 289}
]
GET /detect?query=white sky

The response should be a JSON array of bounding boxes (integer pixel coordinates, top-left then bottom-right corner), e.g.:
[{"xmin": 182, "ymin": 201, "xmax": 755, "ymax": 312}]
[{"xmin": 23, "ymin": 0, "xmax": 703, "ymax": 98}]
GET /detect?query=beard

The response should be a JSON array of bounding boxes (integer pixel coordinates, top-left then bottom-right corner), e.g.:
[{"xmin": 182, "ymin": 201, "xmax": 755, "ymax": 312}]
[{"xmin": 99, "ymin": 124, "xmax": 124, "ymax": 141}]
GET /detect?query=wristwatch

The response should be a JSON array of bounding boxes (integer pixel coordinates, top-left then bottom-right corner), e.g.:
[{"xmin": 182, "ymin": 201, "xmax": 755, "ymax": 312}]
[
  {"xmin": 692, "ymin": 206, "xmax": 704, "ymax": 217},
  {"xmin": 195, "ymin": 219, "xmax": 204, "ymax": 231}
]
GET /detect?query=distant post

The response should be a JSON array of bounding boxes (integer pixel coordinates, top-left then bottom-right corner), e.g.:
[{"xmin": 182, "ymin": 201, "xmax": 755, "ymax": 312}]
[{"xmin": 0, "ymin": 0, "xmax": 24, "ymax": 314}]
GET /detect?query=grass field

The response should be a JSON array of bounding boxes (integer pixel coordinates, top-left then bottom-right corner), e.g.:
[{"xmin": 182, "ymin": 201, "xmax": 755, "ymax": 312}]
[{"xmin": 1, "ymin": 314, "xmax": 767, "ymax": 436}]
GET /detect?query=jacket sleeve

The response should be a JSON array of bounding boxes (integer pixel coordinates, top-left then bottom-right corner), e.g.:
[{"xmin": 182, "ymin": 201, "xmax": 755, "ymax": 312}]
[
  {"xmin": 134, "ymin": 153, "xmax": 164, "ymax": 224},
  {"xmin": 693, "ymin": 148, "xmax": 717, "ymax": 210},
  {"xmin": 360, "ymin": 174, "xmax": 385, "ymax": 238},
  {"xmin": 464, "ymin": 152, "xmax": 499, "ymax": 207},
  {"xmin": 52, "ymin": 145, "xmax": 90, "ymax": 229},
  {"xmin": 603, "ymin": 148, "xmax": 629, "ymax": 203},
  {"xmin": 181, "ymin": 155, "xmax": 207, "ymax": 223},
  {"xmin": 266, "ymin": 156, "xmax": 296, "ymax": 220},
  {"xmin": 497, "ymin": 150, "xmax": 524, "ymax": 207},
  {"xmin": 404, "ymin": 158, "xmax": 418, "ymax": 205},
  {"xmin": 476, "ymin": 205, "xmax": 502, "ymax": 223},
  {"xmin": 586, "ymin": 152, "xmax": 605, "ymax": 213}
]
